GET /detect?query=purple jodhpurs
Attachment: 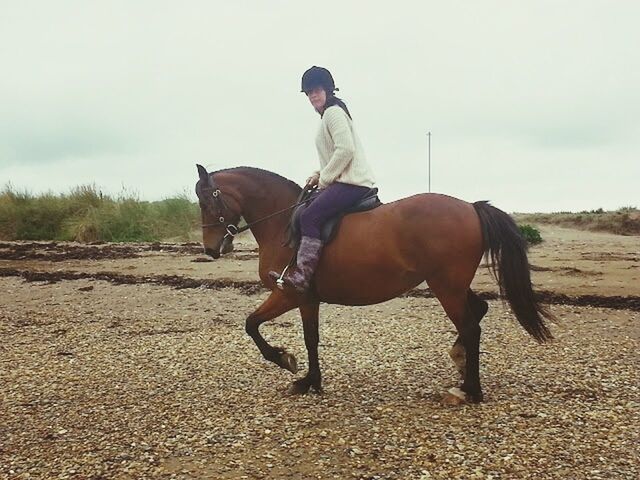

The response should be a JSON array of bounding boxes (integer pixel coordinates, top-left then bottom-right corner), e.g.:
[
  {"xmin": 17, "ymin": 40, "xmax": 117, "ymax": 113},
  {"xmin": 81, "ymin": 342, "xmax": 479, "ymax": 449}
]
[{"xmin": 300, "ymin": 182, "xmax": 371, "ymax": 239}]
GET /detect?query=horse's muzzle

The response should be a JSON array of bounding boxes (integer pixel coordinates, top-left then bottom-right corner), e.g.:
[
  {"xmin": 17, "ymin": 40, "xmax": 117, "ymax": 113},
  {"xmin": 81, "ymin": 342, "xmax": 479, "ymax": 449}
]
[
  {"xmin": 220, "ymin": 236, "xmax": 235, "ymax": 254},
  {"xmin": 205, "ymin": 247, "xmax": 220, "ymax": 259}
]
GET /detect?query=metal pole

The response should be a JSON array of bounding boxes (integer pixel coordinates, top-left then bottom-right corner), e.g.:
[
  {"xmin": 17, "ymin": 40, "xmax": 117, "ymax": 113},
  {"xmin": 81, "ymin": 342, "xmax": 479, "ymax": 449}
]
[{"xmin": 427, "ymin": 131, "xmax": 431, "ymax": 193}]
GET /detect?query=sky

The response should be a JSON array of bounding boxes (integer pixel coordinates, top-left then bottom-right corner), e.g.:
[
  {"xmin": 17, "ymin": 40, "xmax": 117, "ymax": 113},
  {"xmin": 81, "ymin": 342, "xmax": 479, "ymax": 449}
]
[{"xmin": 1, "ymin": 1, "xmax": 638, "ymax": 212}]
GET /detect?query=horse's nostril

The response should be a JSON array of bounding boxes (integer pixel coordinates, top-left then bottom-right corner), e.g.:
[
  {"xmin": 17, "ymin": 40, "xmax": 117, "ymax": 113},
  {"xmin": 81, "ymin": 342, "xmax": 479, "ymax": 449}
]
[{"xmin": 204, "ymin": 248, "xmax": 219, "ymax": 258}]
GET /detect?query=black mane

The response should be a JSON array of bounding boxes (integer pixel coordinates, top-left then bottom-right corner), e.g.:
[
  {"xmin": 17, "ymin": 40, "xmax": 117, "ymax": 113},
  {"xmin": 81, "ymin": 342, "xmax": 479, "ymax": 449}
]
[{"xmin": 214, "ymin": 166, "xmax": 303, "ymax": 196}]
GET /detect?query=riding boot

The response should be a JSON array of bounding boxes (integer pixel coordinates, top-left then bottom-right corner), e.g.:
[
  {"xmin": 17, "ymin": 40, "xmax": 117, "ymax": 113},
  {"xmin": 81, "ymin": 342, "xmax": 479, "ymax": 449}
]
[{"xmin": 269, "ymin": 236, "xmax": 323, "ymax": 292}]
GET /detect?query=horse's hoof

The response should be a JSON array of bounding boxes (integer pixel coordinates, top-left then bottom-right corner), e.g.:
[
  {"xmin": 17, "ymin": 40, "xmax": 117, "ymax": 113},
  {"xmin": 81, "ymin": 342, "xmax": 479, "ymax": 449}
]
[
  {"xmin": 442, "ymin": 386, "xmax": 483, "ymax": 405},
  {"xmin": 466, "ymin": 391, "xmax": 484, "ymax": 403},
  {"xmin": 460, "ymin": 383, "xmax": 483, "ymax": 403},
  {"xmin": 279, "ymin": 352, "xmax": 298, "ymax": 374},
  {"xmin": 287, "ymin": 378, "xmax": 322, "ymax": 396},
  {"xmin": 441, "ymin": 387, "xmax": 468, "ymax": 406},
  {"xmin": 287, "ymin": 380, "xmax": 311, "ymax": 395}
]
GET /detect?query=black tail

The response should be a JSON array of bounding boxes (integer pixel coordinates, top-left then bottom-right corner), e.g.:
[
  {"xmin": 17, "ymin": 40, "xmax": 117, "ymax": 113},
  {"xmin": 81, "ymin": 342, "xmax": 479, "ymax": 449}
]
[{"xmin": 473, "ymin": 201, "xmax": 554, "ymax": 342}]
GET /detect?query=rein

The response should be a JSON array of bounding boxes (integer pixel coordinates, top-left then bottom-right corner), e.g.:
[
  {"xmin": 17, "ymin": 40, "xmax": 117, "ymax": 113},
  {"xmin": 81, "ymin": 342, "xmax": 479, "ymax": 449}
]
[{"xmin": 201, "ymin": 185, "xmax": 316, "ymax": 240}]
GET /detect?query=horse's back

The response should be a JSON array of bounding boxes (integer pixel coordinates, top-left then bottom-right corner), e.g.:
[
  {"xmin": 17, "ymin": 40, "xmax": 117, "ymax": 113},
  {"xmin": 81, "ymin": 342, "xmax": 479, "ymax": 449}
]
[
  {"xmin": 336, "ymin": 193, "xmax": 482, "ymax": 251},
  {"xmin": 315, "ymin": 193, "xmax": 484, "ymax": 305}
]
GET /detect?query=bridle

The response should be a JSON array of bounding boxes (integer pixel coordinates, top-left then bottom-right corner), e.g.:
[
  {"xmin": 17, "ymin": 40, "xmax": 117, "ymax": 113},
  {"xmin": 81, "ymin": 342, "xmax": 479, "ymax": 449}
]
[
  {"xmin": 200, "ymin": 180, "xmax": 315, "ymax": 241},
  {"xmin": 200, "ymin": 185, "xmax": 242, "ymax": 240}
]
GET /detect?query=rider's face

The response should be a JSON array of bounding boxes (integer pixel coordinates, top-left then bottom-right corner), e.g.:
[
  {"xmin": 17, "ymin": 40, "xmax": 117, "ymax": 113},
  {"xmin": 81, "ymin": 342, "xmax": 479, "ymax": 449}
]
[{"xmin": 306, "ymin": 87, "xmax": 327, "ymax": 111}]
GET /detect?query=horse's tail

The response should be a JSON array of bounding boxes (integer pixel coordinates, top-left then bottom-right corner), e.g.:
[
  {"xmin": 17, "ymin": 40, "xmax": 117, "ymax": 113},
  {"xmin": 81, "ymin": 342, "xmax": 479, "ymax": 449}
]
[{"xmin": 472, "ymin": 201, "xmax": 554, "ymax": 343}]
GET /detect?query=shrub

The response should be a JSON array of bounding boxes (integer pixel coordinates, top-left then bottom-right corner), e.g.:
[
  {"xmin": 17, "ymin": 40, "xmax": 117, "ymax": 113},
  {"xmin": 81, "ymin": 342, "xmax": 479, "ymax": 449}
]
[
  {"xmin": 518, "ymin": 224, "xmax": 543, "ymax": 245},
  {"xmin": 617, "ymin": 205, "xmax": 637, "ymax": 213}
]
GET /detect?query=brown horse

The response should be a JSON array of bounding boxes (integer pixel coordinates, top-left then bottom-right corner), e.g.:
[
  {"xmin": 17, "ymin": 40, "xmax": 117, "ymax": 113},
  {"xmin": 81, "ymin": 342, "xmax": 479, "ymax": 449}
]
[{"xmin": 195, "ymin": 165, "xmax": 553, "ymax": 403}]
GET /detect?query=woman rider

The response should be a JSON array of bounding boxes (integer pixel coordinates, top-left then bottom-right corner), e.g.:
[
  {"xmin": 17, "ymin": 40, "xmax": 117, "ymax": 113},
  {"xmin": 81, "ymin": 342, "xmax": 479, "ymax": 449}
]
[{"xmin": 270, "ymin": 66, "xmax": 376, "ymax": 292}]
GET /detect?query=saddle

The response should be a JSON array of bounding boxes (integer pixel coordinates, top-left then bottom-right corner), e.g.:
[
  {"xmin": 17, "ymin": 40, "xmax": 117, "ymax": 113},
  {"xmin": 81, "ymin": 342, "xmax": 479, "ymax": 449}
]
[{"xmin": 284, "ymin": 187, "xmax": 382, "ymax": 249}]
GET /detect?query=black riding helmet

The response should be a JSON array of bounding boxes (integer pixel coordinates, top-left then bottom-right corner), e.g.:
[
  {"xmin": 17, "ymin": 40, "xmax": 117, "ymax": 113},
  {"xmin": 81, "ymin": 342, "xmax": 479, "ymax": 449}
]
[{"xmin": 301, "ymin": 66, "xmax": 338, "ymax": 94}]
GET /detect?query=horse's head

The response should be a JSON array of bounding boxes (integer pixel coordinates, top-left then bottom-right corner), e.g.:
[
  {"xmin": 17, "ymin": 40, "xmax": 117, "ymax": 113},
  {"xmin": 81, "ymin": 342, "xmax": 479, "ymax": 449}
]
[{"xmin": 195, "ymin": 164, "xmax": 242, "ymax": 259}]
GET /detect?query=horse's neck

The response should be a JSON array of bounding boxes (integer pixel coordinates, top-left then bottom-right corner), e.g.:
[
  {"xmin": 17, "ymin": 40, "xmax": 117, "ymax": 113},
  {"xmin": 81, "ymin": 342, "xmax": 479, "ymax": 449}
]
[{"xmin": 236, "ymin": 174, "xmax": 299, "ymax": 249}]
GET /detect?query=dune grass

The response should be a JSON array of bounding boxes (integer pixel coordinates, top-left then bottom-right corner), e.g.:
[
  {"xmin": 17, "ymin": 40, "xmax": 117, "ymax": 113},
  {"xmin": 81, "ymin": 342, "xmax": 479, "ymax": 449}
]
[
  {"xmin": 514, "ymin": 207, "xmax": 640, "ymax": 236},
  {"xmin": 0, "ymin": 184, "xmax": 201, "ymax": 242}
]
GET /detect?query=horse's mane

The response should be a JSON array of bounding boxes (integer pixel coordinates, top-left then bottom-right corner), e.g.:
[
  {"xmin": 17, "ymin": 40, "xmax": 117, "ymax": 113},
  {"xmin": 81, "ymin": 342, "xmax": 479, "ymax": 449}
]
[{"xmin": 214, "ymin": 166, "xmax": 302, "ymax": 196}]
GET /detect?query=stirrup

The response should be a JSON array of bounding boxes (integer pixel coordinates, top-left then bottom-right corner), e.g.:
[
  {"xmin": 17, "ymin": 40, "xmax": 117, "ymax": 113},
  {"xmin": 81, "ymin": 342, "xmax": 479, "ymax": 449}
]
[{"xmin": 275, "ymin": 265, "xmax": 291, "ymax": 290}]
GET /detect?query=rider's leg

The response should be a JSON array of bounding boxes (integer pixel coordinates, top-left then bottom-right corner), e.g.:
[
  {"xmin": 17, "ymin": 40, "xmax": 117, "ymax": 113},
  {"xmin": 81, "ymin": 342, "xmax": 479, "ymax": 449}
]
[
  {"xmin": 299, "ymin": 182, "xmax": 371, "ymax": 239},
  {"xmin": 271, "ymin": 182, "xmax": 370, "ymax": 292}
]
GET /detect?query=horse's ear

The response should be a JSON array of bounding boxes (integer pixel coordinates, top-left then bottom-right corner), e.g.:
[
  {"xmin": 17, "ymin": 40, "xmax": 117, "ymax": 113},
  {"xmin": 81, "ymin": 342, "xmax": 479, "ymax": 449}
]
[{"xmin": 196, "ymin": 164, "xmax": 209, "ymax": 182}]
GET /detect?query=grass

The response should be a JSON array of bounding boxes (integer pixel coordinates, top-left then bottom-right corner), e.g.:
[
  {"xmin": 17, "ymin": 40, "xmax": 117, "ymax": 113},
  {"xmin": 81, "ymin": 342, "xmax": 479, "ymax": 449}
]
[
  {"xmin": 0, "ymin": 184, "xmax": 201, "ymax": 242},
  {"xmin": 514, "ymin": 207, "xmax": 640, "ymax": 236}
]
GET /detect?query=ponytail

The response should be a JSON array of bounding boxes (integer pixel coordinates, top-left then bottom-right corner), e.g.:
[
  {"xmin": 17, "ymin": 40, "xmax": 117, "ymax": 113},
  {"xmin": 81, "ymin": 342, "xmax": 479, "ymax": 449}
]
[{"xmin": 323, "ymin": 94, "xmax": 352, "ymax": 119}]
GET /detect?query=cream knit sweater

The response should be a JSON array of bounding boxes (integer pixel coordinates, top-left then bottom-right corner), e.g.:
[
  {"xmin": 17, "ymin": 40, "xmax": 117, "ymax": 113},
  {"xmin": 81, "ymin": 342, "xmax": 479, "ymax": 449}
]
[{"xmin": 314, "ymin": 105, "xmax": 376, "ymax": 189}]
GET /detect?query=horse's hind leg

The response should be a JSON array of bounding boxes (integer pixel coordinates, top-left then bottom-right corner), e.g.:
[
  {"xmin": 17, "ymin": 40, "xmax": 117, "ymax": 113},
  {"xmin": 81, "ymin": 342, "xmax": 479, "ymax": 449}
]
[
  {"xmin": 245, "ymin": 290, "xmax": 299, "ymax": 374},
  {"xmin": 450, "ymin": 290, "xmax": 488, "ymax": 377},
  {"xmin": 429, "ymin": 283, "xmax": 484, "ymax": 402},
  {"xmin": 289, "ymin": 302, "xmax": 322, "ymax": 395}
]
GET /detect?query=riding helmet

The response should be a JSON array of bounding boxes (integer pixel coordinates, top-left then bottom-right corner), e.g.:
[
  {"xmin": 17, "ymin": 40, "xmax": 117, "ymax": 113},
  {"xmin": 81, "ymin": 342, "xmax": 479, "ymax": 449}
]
[{"xmin": 301, "ymin": 66, "xmax": 337, "ymax": 93}]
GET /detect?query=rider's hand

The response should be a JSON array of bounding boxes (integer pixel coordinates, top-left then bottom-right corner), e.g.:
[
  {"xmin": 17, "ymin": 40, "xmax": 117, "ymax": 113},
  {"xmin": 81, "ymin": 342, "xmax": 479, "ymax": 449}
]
[{"xmin": 306, "ymin": 173, "xmax": 320, "ymax": 188}]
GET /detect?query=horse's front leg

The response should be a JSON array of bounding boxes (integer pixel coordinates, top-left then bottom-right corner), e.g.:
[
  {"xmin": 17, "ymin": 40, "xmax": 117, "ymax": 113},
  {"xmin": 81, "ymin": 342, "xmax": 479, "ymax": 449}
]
[
  {"xmin": 245, "ymin": 290, "xmax": 299, "ymax": 373},
  {"xmin": 289, "ymin": 302, "xmax": 322, "ymax": 395}
]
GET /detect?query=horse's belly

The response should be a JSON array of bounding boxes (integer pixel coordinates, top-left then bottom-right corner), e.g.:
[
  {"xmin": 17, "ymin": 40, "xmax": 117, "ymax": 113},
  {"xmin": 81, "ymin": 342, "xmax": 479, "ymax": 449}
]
[
  {"xmin": 313, "ymin": 208, "xmax": 426, "ymax": 305},
  {"xmin": 315, "ymin": 255, "xmax": 423, "ymax": 306}
]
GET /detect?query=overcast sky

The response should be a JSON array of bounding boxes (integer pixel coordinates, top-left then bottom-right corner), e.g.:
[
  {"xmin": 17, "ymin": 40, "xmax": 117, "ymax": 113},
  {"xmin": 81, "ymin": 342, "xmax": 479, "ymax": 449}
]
[{"xmin": 1, "ymin": 1, "xmax": 638, "ymax": 212}]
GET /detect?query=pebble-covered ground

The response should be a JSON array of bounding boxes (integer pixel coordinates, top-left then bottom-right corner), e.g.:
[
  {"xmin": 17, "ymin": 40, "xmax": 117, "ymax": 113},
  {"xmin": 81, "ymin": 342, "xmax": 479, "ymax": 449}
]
[{"xmin": 1, "ymin": 273, "xmax": 638, "ymax": 479}]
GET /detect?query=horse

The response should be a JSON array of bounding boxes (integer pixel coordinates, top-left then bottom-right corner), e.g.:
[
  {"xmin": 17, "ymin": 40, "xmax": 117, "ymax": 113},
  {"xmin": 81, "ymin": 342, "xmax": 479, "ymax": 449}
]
[{"xmin": 195, "ymin": 165, "xmax": 553, "ymax": 403}]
